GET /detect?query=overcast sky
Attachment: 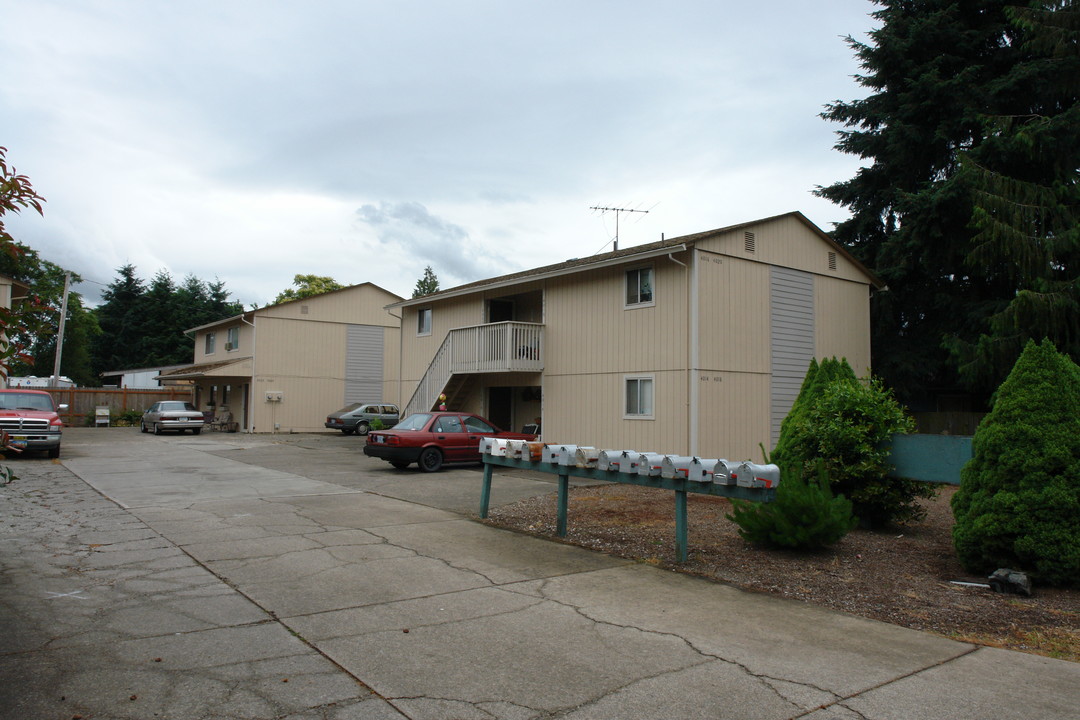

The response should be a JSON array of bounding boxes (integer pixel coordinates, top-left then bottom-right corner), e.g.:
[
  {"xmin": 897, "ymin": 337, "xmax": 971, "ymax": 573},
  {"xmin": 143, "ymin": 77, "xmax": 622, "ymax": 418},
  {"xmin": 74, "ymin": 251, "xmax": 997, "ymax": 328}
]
[{"xmin": 2, "ymin": 1, "xmax": 879, "ymax": 308}]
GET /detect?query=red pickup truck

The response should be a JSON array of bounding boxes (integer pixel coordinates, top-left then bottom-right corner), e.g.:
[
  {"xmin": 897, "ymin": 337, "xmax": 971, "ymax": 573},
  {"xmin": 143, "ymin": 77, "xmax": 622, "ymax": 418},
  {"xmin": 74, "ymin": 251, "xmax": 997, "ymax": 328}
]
[{"xmin": 0, "ymin": 389, "xmax": 67, "ymax": 458}]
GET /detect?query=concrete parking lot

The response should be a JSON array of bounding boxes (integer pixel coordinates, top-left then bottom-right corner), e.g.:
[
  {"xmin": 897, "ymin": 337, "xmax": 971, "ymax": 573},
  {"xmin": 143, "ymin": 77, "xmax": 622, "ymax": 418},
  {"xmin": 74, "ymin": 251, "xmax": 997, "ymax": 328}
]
[{"xmin": 1, "ymin": 427, "xmax": 1076, "ymax": 719}]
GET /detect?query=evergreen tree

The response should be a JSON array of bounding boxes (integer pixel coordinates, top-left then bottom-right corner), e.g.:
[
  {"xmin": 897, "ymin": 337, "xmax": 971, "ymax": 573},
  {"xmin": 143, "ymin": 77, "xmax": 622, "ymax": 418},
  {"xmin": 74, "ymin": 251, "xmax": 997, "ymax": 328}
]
[
  {"xmin": 816, "ymin": 0, "xmax": 1078, "ymax": 400},
  {"xmin": 952, "ymin": 339, "xmax": 1080, "ymax": 586},
  {"xmin": 91, "ymin": 264, "xmax": 147, "ymax": 371},
  {"xmin": 412, "ymin": 266, "xmax": 440, "ymax": 298},
  {"xmin": 946, "ymin": 2, "xmax": 1080, "ymax": 387},
  {"xmin": 137, "ymin": 269, "xmax": 186, "ymax": 365}
]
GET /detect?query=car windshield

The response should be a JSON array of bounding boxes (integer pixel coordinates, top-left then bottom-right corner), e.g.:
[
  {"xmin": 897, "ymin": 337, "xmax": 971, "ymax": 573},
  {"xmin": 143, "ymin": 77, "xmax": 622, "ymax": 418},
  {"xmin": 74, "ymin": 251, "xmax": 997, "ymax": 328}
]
[
  {"xmin": 0, "ymin": 393, "xmax": 55, "ymax": 411},
  {"xmin": 160, "ymin": 402, "xmax": 198, "ymax": 412},
  {"xmin": 394, "ymin": 414, "xmax": 431, "ymax": 431},
  {"xmin": 336, "ymin": 403, "xmax": 363, "ymax": 413}
]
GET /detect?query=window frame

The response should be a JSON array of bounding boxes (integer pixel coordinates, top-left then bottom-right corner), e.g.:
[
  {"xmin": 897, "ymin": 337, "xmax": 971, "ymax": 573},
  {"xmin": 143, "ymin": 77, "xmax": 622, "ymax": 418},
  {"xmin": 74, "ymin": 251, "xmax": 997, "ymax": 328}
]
[
  {"xmin": 226, "ymin": 327, "xmax": 239, "ymax": 351},
  {"xmin": 417, "ymin": 307, "xmax": 432, "ymax": 336},
  {"xmin": 623, "ymin": 374, "xmax": 655, "ymax": 420},
  {"xmin": 624, "ymin": 266, "xmax": 655, "ymax": 309},
  {"xmin": 205, "ymin": 332, "xmax": 216, "ymax": 355}
]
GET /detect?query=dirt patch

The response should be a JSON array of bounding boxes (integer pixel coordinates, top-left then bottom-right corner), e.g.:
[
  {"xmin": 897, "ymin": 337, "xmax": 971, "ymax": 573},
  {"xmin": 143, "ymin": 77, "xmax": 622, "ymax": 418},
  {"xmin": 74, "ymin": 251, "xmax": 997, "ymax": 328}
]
[{"xmin": 482, "ymin": 481, "xmax": 1079, "ymax": 662}]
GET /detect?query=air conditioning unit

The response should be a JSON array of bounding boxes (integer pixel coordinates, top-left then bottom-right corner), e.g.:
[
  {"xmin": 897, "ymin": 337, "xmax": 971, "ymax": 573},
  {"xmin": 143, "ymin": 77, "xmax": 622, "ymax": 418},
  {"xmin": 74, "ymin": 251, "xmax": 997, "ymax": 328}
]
[{"xmin": 225, "ymin": 342, "xmax": 234, "ymax": 351}]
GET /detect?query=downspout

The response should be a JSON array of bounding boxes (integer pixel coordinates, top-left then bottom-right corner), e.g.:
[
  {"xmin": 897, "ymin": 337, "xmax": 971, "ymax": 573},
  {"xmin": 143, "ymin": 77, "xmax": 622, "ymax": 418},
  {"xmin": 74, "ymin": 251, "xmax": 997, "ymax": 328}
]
[
  {"xmin": 241, "ymin": 314, "xmax": 255, "ymax": 433},
  {"xmin": 667, "ymin": 249, "xmax": 697, "ymax": 456}
]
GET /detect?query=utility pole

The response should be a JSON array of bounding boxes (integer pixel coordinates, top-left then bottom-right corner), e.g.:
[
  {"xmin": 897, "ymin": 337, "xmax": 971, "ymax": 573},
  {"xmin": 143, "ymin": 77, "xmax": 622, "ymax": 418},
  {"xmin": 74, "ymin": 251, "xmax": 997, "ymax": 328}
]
[
  {"xmin": 590, "ymin": 205, "xmax": 649, "ymax": 251},
  {"xmin": 50, "ymin": 271, "xmax": 71, "ymax": 387}
]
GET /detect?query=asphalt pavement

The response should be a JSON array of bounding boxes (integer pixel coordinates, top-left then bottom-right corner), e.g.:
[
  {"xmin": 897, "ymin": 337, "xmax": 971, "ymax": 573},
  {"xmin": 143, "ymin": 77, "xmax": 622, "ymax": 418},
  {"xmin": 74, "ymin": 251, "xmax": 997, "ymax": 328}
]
[{"xmin": 0, "ymin": 427, "xmax": 1076, "ymax": 719}]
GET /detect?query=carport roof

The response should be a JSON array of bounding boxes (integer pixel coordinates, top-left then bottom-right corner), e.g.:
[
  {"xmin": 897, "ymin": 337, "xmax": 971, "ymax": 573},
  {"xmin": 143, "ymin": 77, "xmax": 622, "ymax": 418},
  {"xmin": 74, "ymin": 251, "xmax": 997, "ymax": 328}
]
[{"xmin": 157, "ymin": 357, "xmax": 253, "ymax": 380}]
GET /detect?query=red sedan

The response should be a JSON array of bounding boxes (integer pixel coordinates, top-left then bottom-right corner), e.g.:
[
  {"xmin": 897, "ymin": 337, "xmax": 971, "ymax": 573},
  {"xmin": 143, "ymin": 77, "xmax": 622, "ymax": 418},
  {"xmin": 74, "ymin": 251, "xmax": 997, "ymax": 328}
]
[{"xmin": 363, "ymin": 411, "xmax": 537, "ymax": 472}]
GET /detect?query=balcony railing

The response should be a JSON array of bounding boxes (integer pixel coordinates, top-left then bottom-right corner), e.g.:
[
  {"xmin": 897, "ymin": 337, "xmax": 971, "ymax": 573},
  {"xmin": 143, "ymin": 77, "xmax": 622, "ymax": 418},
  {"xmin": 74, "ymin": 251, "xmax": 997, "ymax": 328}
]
[
  {"xmin": 450, "ymin": 322, "xmax": 544, "ymax": 374},
  {"xmin": 404, "ymin": 322, "xmax": 544, "ymax": 416}
]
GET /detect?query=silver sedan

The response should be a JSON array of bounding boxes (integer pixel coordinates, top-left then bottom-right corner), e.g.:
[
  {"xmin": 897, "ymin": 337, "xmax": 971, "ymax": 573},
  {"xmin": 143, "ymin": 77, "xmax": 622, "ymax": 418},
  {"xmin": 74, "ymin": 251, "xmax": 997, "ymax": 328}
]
[{"xmin": 141, "ymin": 401, "xmax": 205, "ymax": 435}]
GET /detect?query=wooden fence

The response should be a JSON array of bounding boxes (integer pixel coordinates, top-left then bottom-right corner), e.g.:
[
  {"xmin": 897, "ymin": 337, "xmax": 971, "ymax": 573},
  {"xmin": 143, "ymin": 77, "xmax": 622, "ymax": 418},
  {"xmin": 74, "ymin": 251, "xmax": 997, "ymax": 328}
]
[{"xmin": 47, "ymin": 388, "xmax": 194, "ymax": 427}]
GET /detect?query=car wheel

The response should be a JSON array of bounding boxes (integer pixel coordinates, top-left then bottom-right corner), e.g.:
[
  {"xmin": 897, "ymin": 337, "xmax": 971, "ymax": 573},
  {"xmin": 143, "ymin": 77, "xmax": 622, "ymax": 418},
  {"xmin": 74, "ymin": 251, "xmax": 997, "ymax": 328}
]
[
  {"xmin": 48, "ymin": 446, "xmax": 60, "ymax": 459},
  {"xmin": 192, "ymin": 428, "xmax": 202, "ymax": 435},
  {"xmin": 417, "ymin": 447, "xmax": 443, "ymax": 473},
  {"xmin": 140, "ymin": 422, "xmax": 149, "ymax": 433},
  {"xmin": 153, "ymin": 423, "xmax": 163, "ymax": 435},
  {"xmin": 356, "ymin": 422, "xmax": 370, "ymax": 436},
  {"xmin": 390, "ymin": 461, "xmax": 410, "ymax": 470}
]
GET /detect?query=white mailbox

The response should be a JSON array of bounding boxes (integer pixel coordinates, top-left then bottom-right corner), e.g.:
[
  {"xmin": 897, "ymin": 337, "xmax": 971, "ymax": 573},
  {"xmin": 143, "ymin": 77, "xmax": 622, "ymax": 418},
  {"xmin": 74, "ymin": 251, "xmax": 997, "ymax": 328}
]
[
  {"xmin": 660, "ymin": 455, "xmax": 695, "ymax": 480},
  {"xmin": 505, "ymin": 439, "xmax": 529, "ymax": 459},
  {"xmin": 636, "ymin": 453, "xmax": 666, "ymax": 477},
  {"xmin": 574, "ymin": 447, "xmax": 600, "ymax": 468},
  {"xmin": 598, "ymin": 450, "xmax": 636, "ymax": 472},
  {"xmin": 712, "ymin": 459, "xmax": 740, "ymax": 485},
  {"xmin": 735, "ymin": 461, "xmax": 781, "ymax": 489},
  {"xmin": 481, "ymin": 438, "xmax": 509, "ymax": 456},
  {"xmin": 541, "ymin": 444, "xmax": 576, "ymax": 464},
  {"xmin": 688, "ymin": 458, "xmax": 721, "ymax": 483}
]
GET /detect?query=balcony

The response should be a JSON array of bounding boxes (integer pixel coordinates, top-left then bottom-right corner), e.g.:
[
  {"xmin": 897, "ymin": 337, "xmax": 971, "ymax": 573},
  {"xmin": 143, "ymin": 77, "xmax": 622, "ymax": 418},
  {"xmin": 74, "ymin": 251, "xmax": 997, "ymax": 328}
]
[
  {"xmin": 449, "ymin": 322, "xmax": 544, "ymax": 373},
  {"xmin": 405, "ymin": 322, "xmax": 543, "ymax": 416}
]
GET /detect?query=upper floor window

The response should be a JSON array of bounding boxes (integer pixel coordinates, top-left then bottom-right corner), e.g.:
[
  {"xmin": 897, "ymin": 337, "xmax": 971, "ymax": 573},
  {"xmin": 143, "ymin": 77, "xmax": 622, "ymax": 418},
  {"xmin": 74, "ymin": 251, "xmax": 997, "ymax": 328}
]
[
  {"xmin": 417, "ymin": 308, "xmax": 432, "ymax": 336},
  {"xmin": 205, "ymin": 332, "xmax": 216, "ymax": 354},
  {"xmin": 226, "ymin": 327, "xmax": 239, "ymax": 351},
  {"xmin": 625, "ymin": 267, "xmax": 654, "ymax": 307}
]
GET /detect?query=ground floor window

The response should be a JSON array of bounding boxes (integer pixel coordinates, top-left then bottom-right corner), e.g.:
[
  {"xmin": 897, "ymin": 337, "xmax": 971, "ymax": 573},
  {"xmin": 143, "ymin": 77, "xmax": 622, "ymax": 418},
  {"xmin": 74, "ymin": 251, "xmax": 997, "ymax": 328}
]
[{"xmin": 624, "ymin": 375, "xmax": 654, "ymax": 419}]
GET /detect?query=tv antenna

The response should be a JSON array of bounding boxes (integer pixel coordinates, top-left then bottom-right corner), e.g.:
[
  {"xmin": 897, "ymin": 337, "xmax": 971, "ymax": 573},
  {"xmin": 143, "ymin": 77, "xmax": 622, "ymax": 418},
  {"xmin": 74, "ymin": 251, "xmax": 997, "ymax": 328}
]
[{"xmin": 590, "ymin": 205, "xmax": 649, "ymax": 251}]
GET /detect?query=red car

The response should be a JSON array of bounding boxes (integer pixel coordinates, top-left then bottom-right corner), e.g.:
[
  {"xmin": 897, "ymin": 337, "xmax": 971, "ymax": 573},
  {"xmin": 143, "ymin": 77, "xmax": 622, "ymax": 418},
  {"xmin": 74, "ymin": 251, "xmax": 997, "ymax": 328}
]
[{"xmin": 363, "ymin": 411, "xmax": 537, "ymax": 472}]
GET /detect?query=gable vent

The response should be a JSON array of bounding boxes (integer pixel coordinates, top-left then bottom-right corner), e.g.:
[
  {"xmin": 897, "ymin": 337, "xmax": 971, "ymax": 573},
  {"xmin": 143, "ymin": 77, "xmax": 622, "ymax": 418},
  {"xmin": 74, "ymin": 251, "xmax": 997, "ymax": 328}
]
[
  {"xmin": 744, "ymin": 231, "xmax": 756, "ymax": 253},
  {"xmin": 828, "ymin": 252, "xmax": 837, "ymax": 271},
  {"xmin": 301, "ymin": 305, "xmax": 310, "ymax": 315}
]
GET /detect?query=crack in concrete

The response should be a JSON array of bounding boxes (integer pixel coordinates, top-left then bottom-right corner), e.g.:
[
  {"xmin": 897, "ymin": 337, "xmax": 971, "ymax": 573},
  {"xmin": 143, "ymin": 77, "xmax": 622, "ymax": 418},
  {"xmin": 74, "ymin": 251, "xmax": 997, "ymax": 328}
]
[{"xmin": 786, "ymin": 644, "xmax": 983, "ymax": 719}]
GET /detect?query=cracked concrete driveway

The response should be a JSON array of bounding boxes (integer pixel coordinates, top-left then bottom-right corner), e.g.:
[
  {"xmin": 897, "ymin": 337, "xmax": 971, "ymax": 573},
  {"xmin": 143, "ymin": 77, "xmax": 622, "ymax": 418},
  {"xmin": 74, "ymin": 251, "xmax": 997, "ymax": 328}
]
[{"xmin": 1, "ymin": 427, "xmax": 1076, "ymax": 719}]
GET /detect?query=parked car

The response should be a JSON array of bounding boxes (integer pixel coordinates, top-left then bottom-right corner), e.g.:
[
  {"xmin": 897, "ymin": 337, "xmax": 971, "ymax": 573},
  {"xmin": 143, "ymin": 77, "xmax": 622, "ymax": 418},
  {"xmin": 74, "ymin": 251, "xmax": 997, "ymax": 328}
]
[
  {"xmin": 141, "ymin": 401, "xmax": 205, "ymax": 435},
  {"xmin": 364, "ymin": 411, "xmax": 537, "ymax": 472},
  {"xmin": 324, "ymin": 402, "xmax": 399, "ymax": 435},
  {"xmin": 0, "ymin": 389, "xmax": 67, "ymax": 458}
]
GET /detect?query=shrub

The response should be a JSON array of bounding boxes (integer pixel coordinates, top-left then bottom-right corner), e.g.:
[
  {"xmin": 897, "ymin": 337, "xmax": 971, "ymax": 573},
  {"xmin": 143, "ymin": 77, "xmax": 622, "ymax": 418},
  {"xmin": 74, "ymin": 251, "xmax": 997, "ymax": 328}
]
[
  {"xmin": 369, "ymin": 418, "xmax": 385, "ymax": 431},
  {"xmin": 951, "ymin": 339, "xmax": 1080, "ymax": 586},
  {"xmin": 727, "ymin": 462, "xmax": 856, "ymax": 550},
  {"xmin": 773, "ymin": 358, "xmax": 928, "ymax": 527}
]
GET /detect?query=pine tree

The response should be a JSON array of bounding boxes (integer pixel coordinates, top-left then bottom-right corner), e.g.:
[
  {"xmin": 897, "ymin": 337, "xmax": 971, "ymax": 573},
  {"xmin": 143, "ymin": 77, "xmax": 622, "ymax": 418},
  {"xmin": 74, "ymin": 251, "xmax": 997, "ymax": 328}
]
[
  {"xmin": 946, "ymin": 2, "xmax": 1080, "ymax": 387},
  {"xmin": 816, "ymin": 0, "xmax": 1079, "ymax": 400},
  {"xmin": 412, "ymin": 266, "xmax": 440, "ymax": 298},
  {"xmin": 92, "ymin": 264, "xmax": 147, "ymax": 371}
]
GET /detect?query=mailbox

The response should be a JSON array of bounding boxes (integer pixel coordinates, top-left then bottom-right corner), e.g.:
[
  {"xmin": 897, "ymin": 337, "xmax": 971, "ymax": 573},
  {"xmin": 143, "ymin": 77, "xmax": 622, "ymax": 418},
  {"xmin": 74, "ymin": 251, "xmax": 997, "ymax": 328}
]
[
  {"xmin": 525, "ymin": 442, "xmax": 545, "ymax": 462},
  {"xmin": 660, "ymin": 455, "xmax": 694, "ymax": 480},
  {"xmin": 505, "ymin": 439, "xmax": 529, "ymax": 459},
  {"xmin": 636, "ymin": 453, "xmax": 666, "ymax": 477},
  {"xmin": 712, "ymin": 459, "xmax": 740, "ymax": 485},
  {"xmin": 481, "ymin": 438, "xmax": 509, "ymax": 456},
  {"xmin": 598, "ymin": 450, "xmax": 635, "ymax": 472},
  {"xmin": 735, "ymin": 461, "xmax": 781, "ymax": 489},
  {"xmin": 688, "ymin": 458, "xmax": 721, "ymax": 483},
  {"xmin": 574, "ymin": 447, "xmax": 600, "ymax": 468},
  {"xmin": 542, "ymin": 444, "xmax": 577, "ymax": 464}
]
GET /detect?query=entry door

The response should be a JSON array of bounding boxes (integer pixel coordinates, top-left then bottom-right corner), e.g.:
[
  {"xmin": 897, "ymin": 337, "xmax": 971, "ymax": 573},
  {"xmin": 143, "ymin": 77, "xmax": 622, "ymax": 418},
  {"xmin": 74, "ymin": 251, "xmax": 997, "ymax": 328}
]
[
  {"xmin": 488, "ymin": 387, "xmax": 513, "ymax": 431},
  {"xmin": 488, "ymin": 300, "xmax": 514, "ymax": 323}
]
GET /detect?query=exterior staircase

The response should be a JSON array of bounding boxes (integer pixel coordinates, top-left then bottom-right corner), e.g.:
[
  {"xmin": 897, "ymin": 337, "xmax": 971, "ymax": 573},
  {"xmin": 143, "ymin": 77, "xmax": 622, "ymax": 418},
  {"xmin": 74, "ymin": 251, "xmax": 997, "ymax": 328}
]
[{"xmin": 403, "ymin": 322, "xmax": 543, "ymax": 417}]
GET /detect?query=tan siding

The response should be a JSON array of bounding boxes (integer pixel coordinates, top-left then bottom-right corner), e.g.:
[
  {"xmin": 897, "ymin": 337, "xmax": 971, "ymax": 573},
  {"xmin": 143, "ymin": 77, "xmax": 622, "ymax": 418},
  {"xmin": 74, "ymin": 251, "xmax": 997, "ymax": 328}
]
[
  {"xmin": 258, "ymin": 284, "xmax": 402, "ymax": 326},
  {"xmin": 695, "ymin": 371, "xmax": 771, "ymax": 461},
  {"xmin": 696, "ymin": 215, "xmax": 869, "ymax": 284},
  {"xmin": 193, "ymin": 322, "xmax": 253, "ymax": 364},
  {"xmin": 250, "ymin": 376, "xmax": 345, "ymax": 433},
  {"xmin": 815, "ymin": 278, "xmax": 871, "ymax": 377},
  {"xmin": 696, "ymin": 252, "xmax": 771, "ymax": 374},
  {"xmin": 400, "ymin": 295, "xmax": 485, "ymax": 385},
  {"xmin": 544, "ymin": 256, "xmax": 689, "ymax": 377},
  {"xmin": 541, "ymin": 370, "xmax": 689, "ymax": 452}
]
